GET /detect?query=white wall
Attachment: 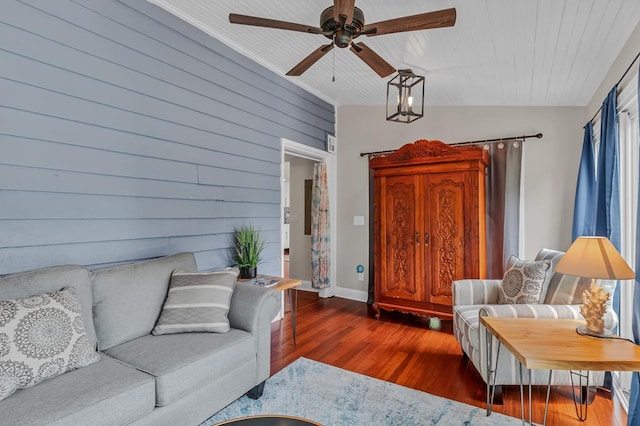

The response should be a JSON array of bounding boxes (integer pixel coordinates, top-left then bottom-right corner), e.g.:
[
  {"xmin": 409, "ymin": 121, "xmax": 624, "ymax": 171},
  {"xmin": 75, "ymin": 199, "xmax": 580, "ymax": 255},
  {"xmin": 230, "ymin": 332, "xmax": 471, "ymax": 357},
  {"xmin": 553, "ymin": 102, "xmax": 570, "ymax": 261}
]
[
  {"xmin": 336, "ymin": 105, "xmax": 585, "ymax": 294},
  {"xmin": 288, "ymin": 156, "xmax": 315, "ymax": 281}
]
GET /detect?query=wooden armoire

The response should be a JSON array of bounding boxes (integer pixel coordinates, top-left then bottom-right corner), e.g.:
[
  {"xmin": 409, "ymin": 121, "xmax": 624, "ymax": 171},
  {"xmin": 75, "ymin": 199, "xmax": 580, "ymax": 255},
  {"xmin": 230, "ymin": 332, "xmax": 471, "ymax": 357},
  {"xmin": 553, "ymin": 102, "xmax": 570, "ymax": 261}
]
[{"xmin": 370, "ymin": 140, "xmax": 489, "ymax": 320}]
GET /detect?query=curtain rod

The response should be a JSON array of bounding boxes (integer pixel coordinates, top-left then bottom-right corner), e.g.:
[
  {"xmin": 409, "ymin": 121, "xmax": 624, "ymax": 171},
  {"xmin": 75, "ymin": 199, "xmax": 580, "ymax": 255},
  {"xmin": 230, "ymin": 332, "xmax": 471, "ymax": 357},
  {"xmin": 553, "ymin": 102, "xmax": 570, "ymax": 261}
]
[
  {"xmin": 589, "ymin": 49, "xmax": 640, "ymax": 124},
  {"xmin": 359, "ymin": 132, "xmax": 543, "ymax": 157}
]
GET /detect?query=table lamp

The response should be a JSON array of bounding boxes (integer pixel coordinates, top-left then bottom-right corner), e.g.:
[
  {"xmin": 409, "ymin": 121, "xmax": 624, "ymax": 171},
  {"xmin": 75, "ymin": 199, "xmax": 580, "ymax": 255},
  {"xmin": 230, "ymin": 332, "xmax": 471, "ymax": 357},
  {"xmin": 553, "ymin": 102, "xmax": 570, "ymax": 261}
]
[{"xmin": 554, "ymin": 236, "xmax": 635, "ymax": 337}]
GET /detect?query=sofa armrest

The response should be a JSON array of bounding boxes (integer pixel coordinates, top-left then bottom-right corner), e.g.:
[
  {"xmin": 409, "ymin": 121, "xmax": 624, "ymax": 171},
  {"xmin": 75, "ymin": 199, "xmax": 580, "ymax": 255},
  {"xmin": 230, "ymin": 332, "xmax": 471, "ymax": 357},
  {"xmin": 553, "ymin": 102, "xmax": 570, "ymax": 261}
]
[
  {"xmin": 228, "ymin": 282, "xmax": 279, "ymax": 333},
  {"xmin": 452, "ymin": 279, "xmax": 502, "ymax": 305},
  {"xmin": 479, "ymin": 304, "xmax": 619, "ymax": 332},
  {"xmin": 228, "ymin": 282, "xmax": 280, "ymax": 384}
]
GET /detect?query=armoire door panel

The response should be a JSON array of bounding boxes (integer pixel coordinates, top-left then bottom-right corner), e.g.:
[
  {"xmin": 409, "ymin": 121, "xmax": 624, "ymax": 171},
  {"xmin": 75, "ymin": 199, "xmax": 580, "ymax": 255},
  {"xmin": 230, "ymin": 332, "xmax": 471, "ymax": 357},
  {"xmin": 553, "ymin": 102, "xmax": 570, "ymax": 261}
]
[
  {"xmin": 425, "ymin": 174, "xmax": 466, "ymax": 306},
  {"xmin": 378, "ymin": 175, "xmax": 422, "ymax": 302}
]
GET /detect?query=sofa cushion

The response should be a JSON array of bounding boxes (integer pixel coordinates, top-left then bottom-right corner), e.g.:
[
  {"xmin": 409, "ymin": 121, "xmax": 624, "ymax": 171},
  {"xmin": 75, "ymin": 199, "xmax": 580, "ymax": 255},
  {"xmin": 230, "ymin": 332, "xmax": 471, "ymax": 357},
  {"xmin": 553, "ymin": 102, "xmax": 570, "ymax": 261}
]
[
  {"xmin": 0, "ymin": 265, "xmax": 96, "ymax": 349},
  {"xmin": 0, "ymin": 354, "xmax": 155, "ymax": 426},
  {"xmin": 153, "ymin": 268, "xmax": 239, "ymax": 335},
  {"xmin": 104, "ymin": 329, "xmax": 255, "ymax": 406},
  {"xmin": 91, "ymin": 253, "xmax": 197, "ymax": 351},
  {"xmin": 0, "ymin": 287, "xmax": 101, "ymax": 402},
  {"xmin": 497, "ymin": 256, "xmax": 552, "ymax": 304}
]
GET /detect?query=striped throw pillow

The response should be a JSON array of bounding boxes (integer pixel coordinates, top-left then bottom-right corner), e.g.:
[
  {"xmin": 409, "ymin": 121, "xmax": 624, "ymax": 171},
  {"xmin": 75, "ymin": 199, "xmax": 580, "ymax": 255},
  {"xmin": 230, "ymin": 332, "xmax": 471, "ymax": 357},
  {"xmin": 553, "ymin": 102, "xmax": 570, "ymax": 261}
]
[
  {"xmin": 535, "ymin": 248, "xmax": 617, "ymax": 306},
  {"xmin": 152, "ymin": 268, "xmax": 239, "ymax": 335}
]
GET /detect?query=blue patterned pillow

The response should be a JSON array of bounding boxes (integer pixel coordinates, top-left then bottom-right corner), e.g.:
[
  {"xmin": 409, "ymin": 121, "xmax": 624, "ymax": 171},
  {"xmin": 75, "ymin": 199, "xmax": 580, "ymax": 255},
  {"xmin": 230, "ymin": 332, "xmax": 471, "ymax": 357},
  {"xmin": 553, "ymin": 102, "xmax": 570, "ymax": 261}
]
[
  {"xmin": 498, "ymin": 256, "xmax": 553, "ymax": 305},
  {"xmin": 0, "ymin": 287, "xmax": 100, "ymax": 402}
]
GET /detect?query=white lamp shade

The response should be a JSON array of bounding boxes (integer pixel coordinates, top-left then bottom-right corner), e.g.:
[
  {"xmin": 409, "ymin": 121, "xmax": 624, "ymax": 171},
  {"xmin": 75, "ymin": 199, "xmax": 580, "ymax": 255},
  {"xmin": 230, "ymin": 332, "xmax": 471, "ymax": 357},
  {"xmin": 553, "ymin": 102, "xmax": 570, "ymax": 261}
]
[{"xmin": 554, "ymin": 236, "xmax": 635, "ymax": 280}]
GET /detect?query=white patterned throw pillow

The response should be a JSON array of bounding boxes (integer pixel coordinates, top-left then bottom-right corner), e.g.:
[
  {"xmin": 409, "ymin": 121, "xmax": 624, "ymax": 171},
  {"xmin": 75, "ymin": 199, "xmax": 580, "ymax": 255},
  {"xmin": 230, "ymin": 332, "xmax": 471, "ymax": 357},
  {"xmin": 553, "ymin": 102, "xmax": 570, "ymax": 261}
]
[
  {"xmin": 0, "ymin": 287, "xmax": 100, "ymax": 402},
  {"xmin": 152, "ymin": 267, "xmax": 240, "ymax": 335},
  {"xmin": 497, "ymin": 256, "xmax": 553, "ymax": 305}
]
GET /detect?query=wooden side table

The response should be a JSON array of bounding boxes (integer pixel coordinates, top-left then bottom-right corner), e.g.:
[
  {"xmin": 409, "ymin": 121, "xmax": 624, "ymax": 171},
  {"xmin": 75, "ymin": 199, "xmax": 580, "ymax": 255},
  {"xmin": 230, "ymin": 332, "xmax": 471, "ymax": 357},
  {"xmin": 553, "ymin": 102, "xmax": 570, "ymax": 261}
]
[
  {"xmin": 481, "ymin": 317, "xmax": 640, "ymax": 425},
  {"xmin": 239, "ymin": 275, "xmax": 302, "ymax": 345}
]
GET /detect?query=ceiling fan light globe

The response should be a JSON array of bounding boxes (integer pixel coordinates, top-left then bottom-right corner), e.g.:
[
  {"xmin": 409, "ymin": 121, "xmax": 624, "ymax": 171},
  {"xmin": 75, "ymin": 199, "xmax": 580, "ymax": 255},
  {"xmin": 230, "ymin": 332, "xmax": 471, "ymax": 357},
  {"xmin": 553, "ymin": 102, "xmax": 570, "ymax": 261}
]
[{"xmin": 334, "ymin": 30, "xmax": 353, "ymax": 48}]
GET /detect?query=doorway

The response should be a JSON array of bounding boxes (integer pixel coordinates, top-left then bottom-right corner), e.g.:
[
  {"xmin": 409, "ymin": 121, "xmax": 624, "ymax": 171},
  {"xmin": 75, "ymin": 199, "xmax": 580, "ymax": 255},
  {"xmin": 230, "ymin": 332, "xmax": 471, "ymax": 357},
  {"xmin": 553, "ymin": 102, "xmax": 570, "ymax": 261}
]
[
  {"xmin": 283, "ymin": 155, "xmax": 316, "ymax": 283},
  {"xmin": 281, "ymin": 138, "xmax": 336, "ymax": 298}
]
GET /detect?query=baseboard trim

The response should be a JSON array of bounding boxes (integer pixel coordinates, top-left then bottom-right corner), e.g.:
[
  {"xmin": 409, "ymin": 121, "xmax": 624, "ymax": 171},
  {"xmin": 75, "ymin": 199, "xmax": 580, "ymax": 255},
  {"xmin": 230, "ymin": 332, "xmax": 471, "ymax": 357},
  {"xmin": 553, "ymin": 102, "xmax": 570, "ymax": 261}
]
[
  {"xmin": 294, "ymin": 283, "xmax": 367, "ymax": 302},
  {"xmin": 613, "ymin": 382, "xmax": 630, "ymax": 415},
  {"xmin": 334, "ymin": 287, "xmax": 368, "ymax": 302}
]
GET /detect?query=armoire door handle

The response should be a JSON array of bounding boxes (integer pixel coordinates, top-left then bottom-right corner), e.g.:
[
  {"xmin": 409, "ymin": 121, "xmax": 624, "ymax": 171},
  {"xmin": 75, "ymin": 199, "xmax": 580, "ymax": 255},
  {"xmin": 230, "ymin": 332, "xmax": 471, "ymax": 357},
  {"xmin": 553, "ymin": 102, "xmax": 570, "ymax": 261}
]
[
  {"xmin": 425, "ymin": 232, "xmax": 429, "ymax": 246},
  {"xmin": 416, "ymin": 232, "xmax": 419, "ymax": 245}
]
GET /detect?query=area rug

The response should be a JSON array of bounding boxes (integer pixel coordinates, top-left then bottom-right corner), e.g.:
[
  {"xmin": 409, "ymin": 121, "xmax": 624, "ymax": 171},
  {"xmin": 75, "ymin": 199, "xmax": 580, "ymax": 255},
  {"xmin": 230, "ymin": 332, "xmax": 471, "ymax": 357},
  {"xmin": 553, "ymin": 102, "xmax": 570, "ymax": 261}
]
[{"xmin": 202, "ymin": 357, "xmax": 521, "ymax": 425}]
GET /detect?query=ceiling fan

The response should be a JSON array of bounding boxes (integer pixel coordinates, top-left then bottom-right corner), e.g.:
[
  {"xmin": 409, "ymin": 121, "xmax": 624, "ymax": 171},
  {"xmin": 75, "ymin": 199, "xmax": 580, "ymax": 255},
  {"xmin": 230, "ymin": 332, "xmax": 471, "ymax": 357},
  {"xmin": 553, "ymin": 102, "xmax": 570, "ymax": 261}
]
[{"xmin": 229, "ymin": 1, "xmax": 456, "ymax": 78}]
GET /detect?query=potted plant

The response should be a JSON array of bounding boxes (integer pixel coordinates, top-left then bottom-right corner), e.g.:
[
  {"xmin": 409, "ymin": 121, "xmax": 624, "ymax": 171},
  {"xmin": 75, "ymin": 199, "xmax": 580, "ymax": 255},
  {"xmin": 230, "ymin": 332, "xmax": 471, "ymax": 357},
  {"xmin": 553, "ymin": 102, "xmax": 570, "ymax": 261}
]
[{"xmin": 233, "ymin": 225, "xmax": 265, "ymax": 279}]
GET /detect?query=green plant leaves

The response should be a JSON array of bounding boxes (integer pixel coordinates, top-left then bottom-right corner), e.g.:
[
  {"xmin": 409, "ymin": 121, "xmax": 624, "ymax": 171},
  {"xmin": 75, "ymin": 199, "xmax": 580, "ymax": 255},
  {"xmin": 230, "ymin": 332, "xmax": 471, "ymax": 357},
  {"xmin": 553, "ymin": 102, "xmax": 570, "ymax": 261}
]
[{"xmin": 233, "ymin": 225, "xmax": 265, "ymax": 268}]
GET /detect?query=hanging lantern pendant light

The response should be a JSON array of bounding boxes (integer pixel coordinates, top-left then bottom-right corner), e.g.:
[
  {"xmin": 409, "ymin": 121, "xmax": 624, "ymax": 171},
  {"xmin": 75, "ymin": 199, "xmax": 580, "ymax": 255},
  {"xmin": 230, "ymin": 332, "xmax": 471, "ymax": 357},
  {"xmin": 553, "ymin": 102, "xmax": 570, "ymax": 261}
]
[{"xmin": 387, "ymin": 69, "xmax": 424, "ymax": 123}]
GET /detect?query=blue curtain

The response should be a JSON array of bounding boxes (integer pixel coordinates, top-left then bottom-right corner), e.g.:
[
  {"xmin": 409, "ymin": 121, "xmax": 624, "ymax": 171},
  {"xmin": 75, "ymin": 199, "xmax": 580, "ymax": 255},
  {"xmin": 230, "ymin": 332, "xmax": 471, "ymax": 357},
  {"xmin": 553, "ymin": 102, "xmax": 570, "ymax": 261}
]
[
  {"xmin": 595, "ymin": 86, "xmax": 622, "ymax": 250},
  {"xmin": 597, "ymin": 87, "xmax": 622, "ymax": 392},
  {"xmin": 627, "ymin": 71, "xmax": 640, "ymax": 426},
  {"xmin": 570, "ymin": 87, "xmax": 622, "ymax": 392},
  {"xmin": 596, "ymin": 87, "xmax": 622, "ymax": 320},
  {"xmin": 572, "ymin": 122, "xmax": 597, "ymax": 240}
]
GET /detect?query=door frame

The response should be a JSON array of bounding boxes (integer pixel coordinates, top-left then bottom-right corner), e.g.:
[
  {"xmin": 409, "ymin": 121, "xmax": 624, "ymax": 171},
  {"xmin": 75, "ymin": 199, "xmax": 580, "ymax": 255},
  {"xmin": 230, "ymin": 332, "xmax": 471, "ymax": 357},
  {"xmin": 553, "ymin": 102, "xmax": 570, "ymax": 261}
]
[{"xmin": 281, "ymin": 138, "xmax": 336, "ymax": 298}]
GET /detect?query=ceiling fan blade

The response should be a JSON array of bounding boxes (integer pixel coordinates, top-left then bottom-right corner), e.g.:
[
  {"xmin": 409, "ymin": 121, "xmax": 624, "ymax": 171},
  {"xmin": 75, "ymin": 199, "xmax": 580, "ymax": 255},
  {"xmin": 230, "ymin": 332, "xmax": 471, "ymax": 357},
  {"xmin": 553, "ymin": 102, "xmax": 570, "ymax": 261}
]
[
  {"xmin": 334, "ymin": 0, "xmax": 355, "ymax": 24},
  {"xmin": 350, "ymin": 42, "xmax": 396, "ymax": 78},
  {"xmin": 229, "ymin": 13, "xmax": 324, "ymax": 34},
  {"xmin": 286, "ymin": 44, "xmax": 335, "ymax": 76},
  {"xmin": 364, "ymin": 8, "xmax": 456, "ymax": 36}
]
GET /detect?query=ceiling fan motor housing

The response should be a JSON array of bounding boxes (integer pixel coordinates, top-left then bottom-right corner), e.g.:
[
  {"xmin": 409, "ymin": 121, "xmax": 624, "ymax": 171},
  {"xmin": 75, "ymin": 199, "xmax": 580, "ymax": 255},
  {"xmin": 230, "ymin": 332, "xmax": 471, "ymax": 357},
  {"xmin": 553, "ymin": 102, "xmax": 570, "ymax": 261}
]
[{"xmin": 320, "ymin": 6, "xmax": 364, "ymax": 48}]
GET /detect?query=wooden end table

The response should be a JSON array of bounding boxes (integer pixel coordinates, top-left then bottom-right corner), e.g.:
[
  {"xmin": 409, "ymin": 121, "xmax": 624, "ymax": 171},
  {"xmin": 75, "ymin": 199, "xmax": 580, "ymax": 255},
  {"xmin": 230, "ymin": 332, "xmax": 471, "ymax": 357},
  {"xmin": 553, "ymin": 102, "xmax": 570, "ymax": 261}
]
[
  {"xmin": 481, "ymin": 317, "xmax": 640, "ymax": 425},
  {"xmin": 239, "ymin": 275, "xmax": 302, "ymax": 345}
]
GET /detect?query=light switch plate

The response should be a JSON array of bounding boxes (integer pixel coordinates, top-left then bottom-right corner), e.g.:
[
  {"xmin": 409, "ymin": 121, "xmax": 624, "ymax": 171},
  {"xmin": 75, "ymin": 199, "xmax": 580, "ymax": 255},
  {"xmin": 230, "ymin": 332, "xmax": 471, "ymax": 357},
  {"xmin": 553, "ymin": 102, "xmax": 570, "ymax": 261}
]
[
  {"xmin": 353, "ymin": 216, "xmax": 365, "ymax": 226},
  {"xmin": 327, "ymin": 134, "xmax": 336, "ymax": 153}
]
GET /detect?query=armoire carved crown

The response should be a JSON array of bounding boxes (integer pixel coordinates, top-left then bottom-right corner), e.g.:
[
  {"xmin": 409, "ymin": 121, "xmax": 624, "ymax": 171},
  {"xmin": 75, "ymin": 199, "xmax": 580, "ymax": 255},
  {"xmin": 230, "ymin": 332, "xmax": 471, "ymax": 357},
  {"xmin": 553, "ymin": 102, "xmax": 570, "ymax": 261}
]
[{"xmin": 371, "ymin": 139, "xmax": 485, "ymax": 165}]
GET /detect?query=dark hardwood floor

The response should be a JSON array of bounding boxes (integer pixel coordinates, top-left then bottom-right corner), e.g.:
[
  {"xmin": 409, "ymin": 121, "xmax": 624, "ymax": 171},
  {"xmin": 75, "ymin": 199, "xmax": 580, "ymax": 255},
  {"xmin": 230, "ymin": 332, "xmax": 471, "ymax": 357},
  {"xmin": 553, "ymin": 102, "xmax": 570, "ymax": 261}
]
[{"xmin": 271, "ymin": 291, "xmax": 628, "ymax": 425}]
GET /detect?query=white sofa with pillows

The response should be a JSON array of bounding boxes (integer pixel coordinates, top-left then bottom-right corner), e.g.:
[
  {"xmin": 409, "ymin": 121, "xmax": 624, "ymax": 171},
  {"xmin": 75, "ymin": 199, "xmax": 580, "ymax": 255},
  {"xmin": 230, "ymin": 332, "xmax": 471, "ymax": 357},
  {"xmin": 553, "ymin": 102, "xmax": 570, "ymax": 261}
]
[
  {"xmin": 0, "ymin": 252, "xmax": 279, "ymax": 425},
  {"xmin": 452, "ymin": 248, "xmax": 618, "ymax": 388}
]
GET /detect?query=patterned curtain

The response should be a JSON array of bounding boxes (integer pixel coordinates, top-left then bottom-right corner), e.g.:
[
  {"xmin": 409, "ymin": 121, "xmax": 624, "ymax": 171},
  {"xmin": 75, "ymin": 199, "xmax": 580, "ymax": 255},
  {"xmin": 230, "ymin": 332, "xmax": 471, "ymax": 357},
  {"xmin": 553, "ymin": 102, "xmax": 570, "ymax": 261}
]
[{"xmin": 311, "ymin": 163, "xmax": 330, "ymax": 289}]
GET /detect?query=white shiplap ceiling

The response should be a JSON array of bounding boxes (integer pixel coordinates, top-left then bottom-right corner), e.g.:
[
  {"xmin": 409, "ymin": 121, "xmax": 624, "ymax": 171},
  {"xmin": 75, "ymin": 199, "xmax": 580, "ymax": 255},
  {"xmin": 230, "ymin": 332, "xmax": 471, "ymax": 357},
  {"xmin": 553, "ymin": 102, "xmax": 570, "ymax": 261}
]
[{"xmin": 149, "ymin": 0, "xmax": 640, "ymax": 107}]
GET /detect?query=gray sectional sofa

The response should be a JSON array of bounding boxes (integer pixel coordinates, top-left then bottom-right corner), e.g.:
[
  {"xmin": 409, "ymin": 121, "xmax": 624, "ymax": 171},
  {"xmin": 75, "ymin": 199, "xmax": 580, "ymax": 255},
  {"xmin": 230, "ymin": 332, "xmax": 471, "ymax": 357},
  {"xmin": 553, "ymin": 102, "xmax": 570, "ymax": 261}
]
[{"xmin": 0, "ymin": 253, "xmax": 280, "ymax": 425}]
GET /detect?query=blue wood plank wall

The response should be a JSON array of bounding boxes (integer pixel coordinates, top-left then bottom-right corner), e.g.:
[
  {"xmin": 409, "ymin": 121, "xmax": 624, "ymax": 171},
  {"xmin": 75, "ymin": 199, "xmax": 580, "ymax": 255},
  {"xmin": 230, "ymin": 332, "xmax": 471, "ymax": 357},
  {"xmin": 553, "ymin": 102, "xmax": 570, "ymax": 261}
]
[{"xmin": 0, "ymin": 0, "xmax": 335, "ymax": 275}]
